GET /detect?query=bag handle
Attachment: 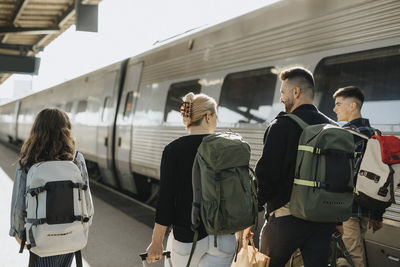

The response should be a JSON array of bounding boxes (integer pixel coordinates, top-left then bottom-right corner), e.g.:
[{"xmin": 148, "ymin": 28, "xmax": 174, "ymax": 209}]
[
  {"xmin": 248, "ymin": 236, "xmax": 258, "ymax": 264},
  {"xmin": 249, "ymin": 236, "xmax": 257, "ymax": 252}
]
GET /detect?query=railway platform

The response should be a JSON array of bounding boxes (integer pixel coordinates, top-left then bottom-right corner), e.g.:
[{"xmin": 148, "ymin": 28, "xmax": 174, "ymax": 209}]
[{"xmin": 0, "ymin": 142, "xmax": 163, "ymax": 267}]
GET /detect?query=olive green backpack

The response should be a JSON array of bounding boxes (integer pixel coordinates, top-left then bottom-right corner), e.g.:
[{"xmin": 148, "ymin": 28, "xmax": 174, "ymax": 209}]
[
  {"xmin": 187, "ymin": 132, "xmax": 258, "ymax": 267},
  {"xmin": 287, "ymin": 114, "xmax": 356, "ymax": 222}
]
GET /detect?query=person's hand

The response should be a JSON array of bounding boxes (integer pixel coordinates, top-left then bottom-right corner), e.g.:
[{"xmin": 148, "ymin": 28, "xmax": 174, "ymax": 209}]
[
  {"xmin": 336, "ymin": 225, "xmax": 344, "ymax": 235},
  {"xmin": 369, "ymin": 219, "xmax": 383, "ymax": 233},
  {"xmin": 236, "ymin": 226, "xmax": 254, "ymax": 253},
  {"xmin": 146, "ymin": 241, "xmax": 164, "ymax": 263},
  {"xmin": 243, "ymin": 226, "xmax": 253, "ymax": 240},
  {"xmin": 236, "ymin": 230, "xmax": 244, "ymax": 253}
]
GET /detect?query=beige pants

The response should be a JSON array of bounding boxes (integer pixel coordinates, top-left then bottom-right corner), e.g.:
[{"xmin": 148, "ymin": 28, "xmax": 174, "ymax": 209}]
[{"xmin": 342, "ymin": 216, "xmax": 369, "ymax": 267}]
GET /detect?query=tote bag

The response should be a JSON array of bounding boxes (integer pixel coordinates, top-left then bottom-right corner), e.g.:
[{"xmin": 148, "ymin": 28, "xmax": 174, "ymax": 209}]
[{"xmin": 231, "ymin": 236, "xmax": 269, "ymax": 267}]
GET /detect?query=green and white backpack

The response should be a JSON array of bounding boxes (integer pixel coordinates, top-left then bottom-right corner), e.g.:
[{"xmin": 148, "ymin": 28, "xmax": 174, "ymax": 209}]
[{"xmin": 287, "ymin": 114, "xmax": 356, "ymax": 222}]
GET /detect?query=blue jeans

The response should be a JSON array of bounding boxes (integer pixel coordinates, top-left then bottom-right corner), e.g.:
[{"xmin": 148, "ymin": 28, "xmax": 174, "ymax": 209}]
[
  {"xmin": 165, "ymin": 231, "xmax": 236, "ymax": 267},
  {"xmin": 259, "ymin": 215, "xmax": 335, "ymax": 267}
]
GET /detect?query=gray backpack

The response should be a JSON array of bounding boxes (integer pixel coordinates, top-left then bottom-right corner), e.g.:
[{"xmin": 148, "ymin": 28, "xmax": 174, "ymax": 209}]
[
  {"xmin": 287, "ymin": 114, "xmax": 356, "ymax": 222},
  {"xmin": 21, "ymin": 152, "xmax": 92, "ymax": 261}
]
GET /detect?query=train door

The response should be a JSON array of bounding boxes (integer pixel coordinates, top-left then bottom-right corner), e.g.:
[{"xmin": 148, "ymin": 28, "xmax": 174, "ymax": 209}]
[
  {"xmin": 114, "ymin": 62, "xmax": 143, "ymax": 194},
  {"xmin": 97, "ymin": 70, "xmax": 120, "ymax": 188}
]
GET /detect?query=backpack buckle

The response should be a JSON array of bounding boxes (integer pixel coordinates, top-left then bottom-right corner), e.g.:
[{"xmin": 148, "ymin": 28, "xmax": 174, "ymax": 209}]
[
  {"xmin": 378, "ymin": 187, "xmax": 388, "ymax": 197},
  {"xmin": 333, "ymin": 231, "xmax": 342, "ymax": 240},
  {"xmin": 313, "ymin": 148, "xmax": 321, "ymax": 154},
  {"xmin": 28, "ymin": 187, "xmax": 45, "ymax": 197},
  {"xmin": 73, "ymin": 183, "xmax": 88, "ymax": 191}
]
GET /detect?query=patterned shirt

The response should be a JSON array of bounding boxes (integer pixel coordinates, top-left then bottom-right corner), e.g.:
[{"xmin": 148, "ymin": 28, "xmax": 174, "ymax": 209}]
[{"xmin": 344, "ymin": 118, "xmax": 383, "ymax": 221}]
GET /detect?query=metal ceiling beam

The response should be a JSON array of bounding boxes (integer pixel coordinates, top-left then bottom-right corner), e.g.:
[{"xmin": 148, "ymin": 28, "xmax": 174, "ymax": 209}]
[
  {"xmin": 0, "ymin": 42, "xmax": 44, "ymax": 52},
  {"xmin": 2, "ymin": 0, "xmax": 29, "ymax": 43},
  {"xmin": 0, "ymin": 26, "xmax": 60, "ymax": 34},
  {"xmin": 11, "ymin": 0, "xmax": 29, "ymax": 26},
  {"xmin": 35, "ymin": 3, "xmax": 76, "ymax": 49},
  {"xmin": 57, "ymin": 4, "xmax": 75, "ymax": 27}
]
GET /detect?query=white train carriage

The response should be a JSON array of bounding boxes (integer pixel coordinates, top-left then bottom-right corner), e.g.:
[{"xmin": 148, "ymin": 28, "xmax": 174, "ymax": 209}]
[{"xmin": 0, "ymin": 0, "xmax": 399, "ymax": 265}]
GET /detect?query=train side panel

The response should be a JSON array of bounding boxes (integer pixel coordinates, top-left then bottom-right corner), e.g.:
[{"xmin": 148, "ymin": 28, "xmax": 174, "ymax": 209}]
[{"xmin": 0, "ymin": 102, "xmax": 18, "ymax": 143}]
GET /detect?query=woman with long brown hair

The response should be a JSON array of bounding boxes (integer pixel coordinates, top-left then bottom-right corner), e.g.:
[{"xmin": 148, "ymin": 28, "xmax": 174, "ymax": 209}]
[{"xmin": 9, "ymin": 108, "xmax": 94, "ymax": 267}]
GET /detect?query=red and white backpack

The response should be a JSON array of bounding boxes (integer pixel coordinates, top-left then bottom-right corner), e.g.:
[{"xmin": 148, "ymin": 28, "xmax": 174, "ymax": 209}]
[{"xmin": 349, "ymin": 130, "xmax": 400, "ymax": 212}]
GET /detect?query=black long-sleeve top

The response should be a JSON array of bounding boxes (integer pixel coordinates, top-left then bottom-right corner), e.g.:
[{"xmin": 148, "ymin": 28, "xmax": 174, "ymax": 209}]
[
  {"xmin": 255, "ymin": 104, "xmax": 332, "ymax": 216},
  {"xmin": 155, "ymin": 134, "xmax": 208, "ymax": 243}
]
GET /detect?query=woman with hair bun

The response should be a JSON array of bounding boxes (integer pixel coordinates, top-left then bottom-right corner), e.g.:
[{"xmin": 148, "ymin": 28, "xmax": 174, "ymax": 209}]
[{"xmin": 146, "ymin": 93, "xmax": 236, "ymax": 266}]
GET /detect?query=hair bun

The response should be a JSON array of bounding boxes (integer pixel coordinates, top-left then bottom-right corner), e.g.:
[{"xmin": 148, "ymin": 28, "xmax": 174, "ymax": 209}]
[
  {"xmin": 180, "ymin": 92, "xmax": 217, "ymax": 129},
  {"xmin": 182, "ymin": 92, "xmax": 195, "ymax": 103}
]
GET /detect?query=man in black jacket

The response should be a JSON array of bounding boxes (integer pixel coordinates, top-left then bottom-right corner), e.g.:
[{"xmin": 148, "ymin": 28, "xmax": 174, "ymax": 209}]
[{"xmin": 256, "ymin": 67, "xmax": 336, "ymax": 267}]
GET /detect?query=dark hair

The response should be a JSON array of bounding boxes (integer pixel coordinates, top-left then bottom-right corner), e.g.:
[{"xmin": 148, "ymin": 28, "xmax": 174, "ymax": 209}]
[
  {"xmin": 19, "ymin": 108, "xmax": 75, "ymax": 172},
  {"xmin": 333, "ymin": 86, "xmax": 365, "ymax": 104},
  {"xmin": 279, "ymin": 67, "xmax": 315, "ymax": 87}
]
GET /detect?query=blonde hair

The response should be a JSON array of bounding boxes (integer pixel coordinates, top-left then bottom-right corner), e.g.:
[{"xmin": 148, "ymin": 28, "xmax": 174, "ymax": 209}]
[{"xmin": 181, "ymin": 93, "xmax": 217, "ymax": 129}]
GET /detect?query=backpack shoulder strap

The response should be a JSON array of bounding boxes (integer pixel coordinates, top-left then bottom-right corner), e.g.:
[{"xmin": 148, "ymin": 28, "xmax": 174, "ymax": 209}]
[
  {"xmin": 333, "ymin": 231, "xmax": 356, "ymax": 267},
  {"xmin": 72, "ymin": 150, "xmax": 79, "ymax": 161},
  {"xmin": 285, "ymin": 113, "xmax": 309, "ymax": 130},
  {"xmin": 75, "ymin": 250, "xmax": 83, "ymax": 267},
  {"xmin": 186, "ymin": 230, "xmax": 199, "ymax": 267},
  {"xmin": 187, "ymin": 153, "xmax": 202, "ymax": 267},
  {"xmin": 344, "ymin": 127, "xmax": 370, "ymax": 140},
  {"xmin": 191, "ymin": 153, "xmax": 202, "ymax": 228}
]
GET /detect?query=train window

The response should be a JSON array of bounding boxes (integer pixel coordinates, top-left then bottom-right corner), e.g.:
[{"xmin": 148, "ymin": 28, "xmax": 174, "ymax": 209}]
[
  {"xmin": 218, "ymin": 67, "xmax": 277, "ymax": 125},
  {"xmin": 163, "ymin": 80, "xmax": 201, "ymax": 123},
  {"xmin": 315, "ymin": 45, "xmax": 400, "ymax": 127},
  {"xmin": 123, "ymin": 92, "xmax": 133, "ymax": 119},
  {"xmin": 77, "ymin": 100, "xmax": 87, "ymax": 113},
  {"xmin": 65, "ymin": 102, "xmax": 73, "ymax": 113}
]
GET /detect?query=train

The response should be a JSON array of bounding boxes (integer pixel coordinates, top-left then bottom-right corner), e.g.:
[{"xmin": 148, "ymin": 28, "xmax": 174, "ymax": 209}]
[{"xmin": 0, "ymin": 0, "xmax": 399, "ymax": 265}]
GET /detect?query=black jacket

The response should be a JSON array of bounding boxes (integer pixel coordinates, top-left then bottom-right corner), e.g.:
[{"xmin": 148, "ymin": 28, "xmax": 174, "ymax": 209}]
[
  {"xmin": 155, "ymin": 134, "xmax": 208, "ymax": 243},
  {"xmin": 255, "ymin": 104, "xmax": 332, "ymax": 216}
]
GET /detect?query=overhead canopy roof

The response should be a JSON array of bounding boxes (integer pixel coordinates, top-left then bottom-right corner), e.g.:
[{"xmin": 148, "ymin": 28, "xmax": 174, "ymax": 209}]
[{"xmin": 0, "ymin": 0, "xmax": 101, "ymax": 85}]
